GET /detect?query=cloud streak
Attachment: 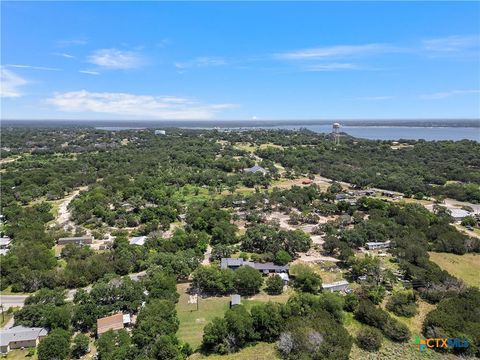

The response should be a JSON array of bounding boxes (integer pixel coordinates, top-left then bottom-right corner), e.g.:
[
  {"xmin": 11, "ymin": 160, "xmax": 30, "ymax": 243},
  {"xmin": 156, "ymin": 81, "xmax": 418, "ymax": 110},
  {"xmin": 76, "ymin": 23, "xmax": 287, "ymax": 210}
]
[
  {"xmin": 5, "ymin": 64, "xmax": 61, "ymax": 71},
  {"xmin": 422, "ymin": 35, "xmax": 480, "ymax": 53},
  {"xmin": 304, "ymin": 63, "xmax": 360, "ymax": 72},
  {"xmin": 47, "ymin": 90, "xmax": 237, "ymax": 119},
  {"xmin": 79, "ymin": 70, "xmax": 100, "ymax": 75},
  {"xmin": 420, "ymin": 89, "xmax": 480, "ymax": 99},
  {"xmin": 174, "ymin": 56, "xmax": 226, "ymax": 69},
  {"xmin": 87, "ymin": 49, "xmax": 144, "ymax": 69},
  {"xmin": 0, "ymin": 68, "xmax": 28, "ymax": 97}
]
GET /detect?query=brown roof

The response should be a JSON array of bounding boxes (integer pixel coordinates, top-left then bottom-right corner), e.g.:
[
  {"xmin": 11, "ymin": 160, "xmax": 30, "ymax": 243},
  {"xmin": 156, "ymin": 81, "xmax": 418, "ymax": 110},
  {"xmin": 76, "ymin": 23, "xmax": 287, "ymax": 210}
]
[{"xmin": 97, "ymin": 313, "xmax": 124, "ymax": 335}]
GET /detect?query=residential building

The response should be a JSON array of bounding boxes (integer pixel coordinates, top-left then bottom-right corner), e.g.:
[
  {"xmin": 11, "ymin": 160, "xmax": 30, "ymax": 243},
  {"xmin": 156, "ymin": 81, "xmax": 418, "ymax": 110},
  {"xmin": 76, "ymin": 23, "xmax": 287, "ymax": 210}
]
[
  {"xmin": 129, "ymin": 236, "xmax": 147, "ymax": 246},
  {"xmin": 0, "ymin": 236, "xmax": 12, "ymax": 256},
  {"xmin": 57, "ymin": 236, "xmax": 93, "ymax": 245},
  {"xmin": 245, "ymin": 165, "xmax": 267, "ymax": 174},
  {"xmin": 154, "ymin": 130, "xmax": 166, "ymax": 135},
  {"xmin": 97, "ymin": 313, "xmax": 125, "ymax": 336},
  {"xmin": 278, "ymin": 272, "xmax": 290, "ymax": 284},
  {"xmin": 449, "ymin": 208, "xmax": 471, "ymax": 222},
  {"xmin": 322, "ymin": 280, "xmax": 349, "ymax": 292},
  {"xmin": 0, "ymin": 326, "xmax": 48, "ymax": 354},
  {"xmin": 220, "ymin": 258, "xmax": 289, "ymax": 274},
  {"xmin": 365, "ymin": 241, "xmax": 391, "ymax": 250}
]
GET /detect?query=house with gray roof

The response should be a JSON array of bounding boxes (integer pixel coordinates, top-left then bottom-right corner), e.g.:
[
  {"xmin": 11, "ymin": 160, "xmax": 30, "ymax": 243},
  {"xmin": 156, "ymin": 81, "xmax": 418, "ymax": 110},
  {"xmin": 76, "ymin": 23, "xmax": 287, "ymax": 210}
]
[
  {"xmin": 0, "ymin": 326, "xmax": 48, "ymax": 354},
  {"xmin": 245, "ymin": 165, "xmax": 268, "ymax": 174},
  {"xmin": 57, "ymin": 236, "xmax": 93, "ymax": 245},
  {"xmin": 220, "ymin": 258, "xmax": 289, "ymax": 274}
]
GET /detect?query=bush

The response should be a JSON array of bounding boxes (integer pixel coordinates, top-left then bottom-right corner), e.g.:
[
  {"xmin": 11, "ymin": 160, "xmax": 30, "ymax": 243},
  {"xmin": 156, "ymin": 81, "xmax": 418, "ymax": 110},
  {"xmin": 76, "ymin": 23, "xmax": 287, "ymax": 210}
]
[
  {"xmin": 274, "ymin": 250, "xmax": 292, "ymax": 265},
  {"xmin": 356, "ymin": 326, "xmax": 383, "ymax": 351},
  {"xmin": 38, "ymin": 329, "xmax": 71, "ymax": 360},
  {"xmin": 383, "ymin": 318, "xmax": 411, "ymax": 342},
  {"xmin": 71, "ymin": 333, "xmax": 90, "ymax": 359},
  {"xmin": 266, "ymin": 275, "xmax": 284, "ymax": 295},
  {"xmin": 386, "ymin": 290, "xmax": 417, "ymax": 317},
  {"xmin": 343, "ymin": 293, "xmax": 359, "ymax": 312},
  {"xmin": 292, "ymin": 267, "xmax": 322, "ymax": 294}
]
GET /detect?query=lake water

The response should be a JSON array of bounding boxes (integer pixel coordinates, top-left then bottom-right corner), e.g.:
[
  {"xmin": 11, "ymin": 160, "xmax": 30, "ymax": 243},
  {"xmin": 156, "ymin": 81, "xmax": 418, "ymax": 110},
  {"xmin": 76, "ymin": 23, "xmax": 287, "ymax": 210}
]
[{"xmin": 248, "ymin": 125, "xmax": 479, "ymax": 141}]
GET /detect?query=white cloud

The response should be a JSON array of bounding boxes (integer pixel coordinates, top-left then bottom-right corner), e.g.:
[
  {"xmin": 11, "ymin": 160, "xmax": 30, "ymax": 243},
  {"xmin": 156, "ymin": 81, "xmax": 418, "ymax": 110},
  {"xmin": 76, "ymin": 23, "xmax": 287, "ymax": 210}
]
[
  {"xmin": 420, "ymin": 89, "xmax": 480, "ymax": 99},
  {"xmin": 47, "ymin": 90, "xmax": 237, "ymax": 119},
  {"xmin": 54, "ymin": 53, "xmax": 75, "ymax": 59},
  {"xmin": 79, "ymin": 70, "xmax": 100, "ymax": 75},
  {"xmin": 0, "ymin": 68, "xmax": 28, "ymax": 97},
  {"xmin": 5, "ymin": 64, "xmax": 61, "ymax": 71},
  {"xmin": 305, "ymin": 63, "xmax": 360, "ymax": 72},
  {"xmin": 275, "ymin": 43, "xmax": 399, "ymax": 60},
  {"xmin": 174, "ymin": 57, "xmax": 226, "ymax": 69},
  {"xmin": 423, "ymin": 35, "xmax": 480, "ymax": 52},
  {"xmin": 87, "ymin": 49, "xmax": 144, "ymax": 69}
]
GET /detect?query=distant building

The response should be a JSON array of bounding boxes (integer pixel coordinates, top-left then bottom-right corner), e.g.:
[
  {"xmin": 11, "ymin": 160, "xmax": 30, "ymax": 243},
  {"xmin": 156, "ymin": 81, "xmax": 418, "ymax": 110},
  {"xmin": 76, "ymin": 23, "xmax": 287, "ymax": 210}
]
[
  {"xmin": 0, "ymin": 326, "xmax": 48, "ymax": 354},
  {"xmin": 0, "ymin": 236, "xmax": 12, "ymax": 256},
  {"xmin": 365, "ymin": 241, "xmax": 391, "ymax": 250},
  {"xmin": 57, "ymin": 236, "xmax": 93, "ymax": 245},
  {"xmin": 154, "ymin": 130, "xmax": 166, "ymax": 135},
  {"xmin": 302, "ymin": 179, "xmax": 313, "ymax": 185},
  {"xmin": 449, "ymin": 208, "xmax": 471, "ymax": 222},
  {"xmin": 230, "ymin": 294, "xmax": 241, "ymax": 307},
  {"xmin": 220, "ymin": 258, "xmax": 288, "ymax": 274},
  {"xmin": 322, "ymin": 280, "xmax": 349, "ymax": 293},
  {"xmin": 129, "ymin": 236, "xmax": 147, "ymax": 246},
  {"xmin": 245, "ymin": 165, "xmax": 268, "ymax": 174},
  {"xmin": 97, "ymin": 313, "xmax": 125, "ymax": 336}
]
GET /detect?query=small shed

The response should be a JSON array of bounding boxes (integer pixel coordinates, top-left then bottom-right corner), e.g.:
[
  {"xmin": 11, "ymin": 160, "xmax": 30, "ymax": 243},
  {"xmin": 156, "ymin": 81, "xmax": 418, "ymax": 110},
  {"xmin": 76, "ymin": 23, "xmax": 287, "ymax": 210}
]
[{"xmin": 230, "ymin": 294, "xmax": 241, "ymax": 307}]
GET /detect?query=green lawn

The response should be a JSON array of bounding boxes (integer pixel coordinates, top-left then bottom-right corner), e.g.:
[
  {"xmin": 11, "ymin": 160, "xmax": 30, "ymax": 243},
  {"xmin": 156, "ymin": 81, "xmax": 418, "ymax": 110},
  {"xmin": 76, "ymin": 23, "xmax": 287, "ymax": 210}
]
[
  {"xmin": 428, "ymin": 252, "xmax": 480, "ymax": 287},
  {"xmin": 1, "ymin": 349, "xmax": 37, "ymax": 360},
  {"xmin": 188, "ymin": 342, "xmax": 279, "ymax": 360},
  {"xmin": 176, "ymin": 283, "xmax": 291, "ymax": 350}
]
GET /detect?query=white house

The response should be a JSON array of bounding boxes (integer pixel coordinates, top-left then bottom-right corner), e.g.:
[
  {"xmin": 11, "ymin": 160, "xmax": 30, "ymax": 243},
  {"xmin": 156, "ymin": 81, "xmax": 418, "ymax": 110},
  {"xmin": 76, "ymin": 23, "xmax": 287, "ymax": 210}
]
[
  {"xmin": 449, "ymin": 208, "xmax": 471, "ymax": 222},
  {"xmin": 322, "ymin": 280, "xmax": 349, "ymax": 292},
  {"xmin": 365, "ymin": 241, "xmax": 391, "ymax": 250},
  {"xmin": 129, "ymin": 236, "xmax": 147, "ymax": 246}
]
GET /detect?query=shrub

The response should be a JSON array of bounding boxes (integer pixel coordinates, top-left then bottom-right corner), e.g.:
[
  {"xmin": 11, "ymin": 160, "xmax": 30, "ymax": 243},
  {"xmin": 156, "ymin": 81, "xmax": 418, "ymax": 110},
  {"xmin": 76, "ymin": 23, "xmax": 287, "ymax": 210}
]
[
  {"xmin": 356, "ymin": 326, "xmax": 383, "ymax": 351},
  {"xmin": 292, "ymin": 267, "xmax": 322, "ymax": 294},
  {"xmin": 386, "ymin": 290, "xmax": 417, "ymax": 317},
  {"xmin": 266, "ymin": 274, "xmax": 284, "ymax": 295},
  {"xmin": 274, "ymin": 250, "xmax": 292, "ymax": 265}
]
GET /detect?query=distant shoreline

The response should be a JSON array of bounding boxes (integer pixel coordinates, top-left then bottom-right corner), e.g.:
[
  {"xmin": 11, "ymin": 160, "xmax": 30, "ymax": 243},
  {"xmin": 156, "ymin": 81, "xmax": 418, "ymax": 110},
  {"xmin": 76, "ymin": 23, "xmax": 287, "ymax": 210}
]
[{"xmin": 1, "ymin": 118, "xmax": 479, "ymax": 128}]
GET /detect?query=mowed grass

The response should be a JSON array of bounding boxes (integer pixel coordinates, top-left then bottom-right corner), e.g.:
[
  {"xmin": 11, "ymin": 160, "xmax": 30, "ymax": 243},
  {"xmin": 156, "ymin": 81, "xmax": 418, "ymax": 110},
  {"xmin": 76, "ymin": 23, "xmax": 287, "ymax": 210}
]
[
  {"xmin": 188, "ymin": 342, "xmax": 280, "ymax": 360},
  {"xmin": 2, "ymin": 349, "xmax": 38, "ymax": 360},
  {"xmin": 428, "ymin": 252, "xmax": 480, "ymax": 287},
  {"xmin": 176, "ymin": 283, "xmax": 292, "ymax": 350}
]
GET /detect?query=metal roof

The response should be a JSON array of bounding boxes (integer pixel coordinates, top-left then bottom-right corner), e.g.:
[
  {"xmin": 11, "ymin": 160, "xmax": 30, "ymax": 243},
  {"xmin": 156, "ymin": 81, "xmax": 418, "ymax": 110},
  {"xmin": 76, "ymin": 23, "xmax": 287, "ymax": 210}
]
[{"xmin": 0, "ymin": 326, "xmax": 48, "ymax": 346}]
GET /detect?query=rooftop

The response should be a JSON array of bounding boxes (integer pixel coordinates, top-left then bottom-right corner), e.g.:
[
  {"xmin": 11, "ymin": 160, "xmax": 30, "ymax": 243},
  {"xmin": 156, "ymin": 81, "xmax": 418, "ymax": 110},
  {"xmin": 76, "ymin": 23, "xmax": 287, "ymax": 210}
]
[
  {"xmin": 0, "ymin": 326, "xmax": 48, "ymax": 347},
  {"xmin": 97, "ymin": 313, "xmax": 125, "ymax": 335},
  {"xmin": 129, "ymin": 236, "xmax": 147, "ymax": 246}
]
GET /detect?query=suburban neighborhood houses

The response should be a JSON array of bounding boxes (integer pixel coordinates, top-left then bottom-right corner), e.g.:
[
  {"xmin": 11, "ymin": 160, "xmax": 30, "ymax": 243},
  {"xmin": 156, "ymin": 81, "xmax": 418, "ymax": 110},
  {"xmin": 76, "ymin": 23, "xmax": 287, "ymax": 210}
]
[{"xmin": 0, "ymin": 326, "xmax": 48, "ymax": 354}]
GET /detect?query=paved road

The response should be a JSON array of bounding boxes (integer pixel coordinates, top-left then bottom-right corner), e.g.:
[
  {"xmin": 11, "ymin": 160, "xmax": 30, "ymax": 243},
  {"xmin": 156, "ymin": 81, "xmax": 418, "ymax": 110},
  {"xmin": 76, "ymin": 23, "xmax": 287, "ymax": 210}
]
[{"xmin": 0, "ymin": 295, "xmax": 28, "ymax": 309}]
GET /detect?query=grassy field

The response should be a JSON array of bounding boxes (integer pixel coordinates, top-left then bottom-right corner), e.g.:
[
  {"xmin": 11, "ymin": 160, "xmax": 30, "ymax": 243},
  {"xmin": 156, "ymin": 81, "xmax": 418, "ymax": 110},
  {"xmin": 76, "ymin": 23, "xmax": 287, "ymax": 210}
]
[
  {"xmin": 428, "ymin": 252, "xmax": 480, "ymax": 287},
  {"xmin": 1, "ymin": 349, "xmax": 38, "ymax": 360},
  {"xmin": 188, "ymin": 342, "xmax": 280, "ymax": 360},
  {"xmin": 176, "ymin": 283, "xmax": 291, "ymax": 350}
]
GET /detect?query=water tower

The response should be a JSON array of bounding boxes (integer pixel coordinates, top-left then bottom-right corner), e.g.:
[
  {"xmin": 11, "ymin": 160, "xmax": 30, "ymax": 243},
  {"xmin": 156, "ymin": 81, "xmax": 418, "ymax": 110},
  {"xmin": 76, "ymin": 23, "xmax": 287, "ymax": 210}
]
[{"xmin": 332, "ymin": 122, "xmax": 341, "ymax": 145}]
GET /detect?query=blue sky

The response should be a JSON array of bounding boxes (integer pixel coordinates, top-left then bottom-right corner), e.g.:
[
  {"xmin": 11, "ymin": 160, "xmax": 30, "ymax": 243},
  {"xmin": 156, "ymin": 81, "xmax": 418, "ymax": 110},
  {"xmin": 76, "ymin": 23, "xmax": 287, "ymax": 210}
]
[{"xmin": 1, "ymin": 1, "xmax": 479, "ymax": 120}]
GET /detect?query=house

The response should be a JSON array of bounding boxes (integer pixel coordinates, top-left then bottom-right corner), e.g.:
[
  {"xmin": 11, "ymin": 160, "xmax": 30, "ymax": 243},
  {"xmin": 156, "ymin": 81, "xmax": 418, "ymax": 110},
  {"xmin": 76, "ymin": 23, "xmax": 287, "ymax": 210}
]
[
  {"xmin": 57, "ymin": 236, "xmax": 93, "ymax": 245},
  {"xmin": 0, "ymin": 236, "xmax": 12, "ymax": 256},
  {"xmin": 230, "ymin": 294, "xmax": 241, "ymax": 307},
  {"xmin": 302, "ymin": 179, "xmax": 313, "ymax": 185},
  {"xmin": 322, "ymin": 280, "xmax": 349, "ymax": 293},
  {"xmin": 0, "ymin": 326, "xmax": 48, "ymax": 354},
  {"xmin": 245, "ymin": 165, "xmax": 268, "ymax": 174},
  {"xmin": 129, "ymin": 236, "xmax": 147, "ymax": 246},
  {"xmin": 365, "ymin": 241, "xmax": 391, "ymax": 250},
  {"xmin": 220, "ymin": 258, "xmax": 289, "ymax": 274},
  {"xmin": 97, "ymin": 313, "xmax": 125, "ymax": 336},
  {"xmin": 449, "ymin": 208, "xmax": 471, "ymax": 222},
  {"xmin": 154, "ymin": 130, "xmax": 166, "ymax": 135}
]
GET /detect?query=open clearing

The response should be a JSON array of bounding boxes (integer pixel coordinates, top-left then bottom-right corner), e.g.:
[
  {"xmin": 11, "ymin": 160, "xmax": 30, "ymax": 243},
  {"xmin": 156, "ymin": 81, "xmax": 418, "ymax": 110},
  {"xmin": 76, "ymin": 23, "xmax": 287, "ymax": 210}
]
[
  {"xmin": 188, "ymin": 342, "xmax": 279, "ymax": 360},
  {"xmin": 176, "ymin": 283, "xmax": 291, "ymax": 350},
  {"xmin": 428, "ymin": 252, "xmax": 480, "ymax": 287}
]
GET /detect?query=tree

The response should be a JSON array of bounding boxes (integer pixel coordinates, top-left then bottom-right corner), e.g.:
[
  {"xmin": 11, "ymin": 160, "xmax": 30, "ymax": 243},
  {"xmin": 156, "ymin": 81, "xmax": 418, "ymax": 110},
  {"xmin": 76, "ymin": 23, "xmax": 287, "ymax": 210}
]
[
  {"xmin": 235, "ymin": 266, "xmax": 263, "ymax": 296},
  {"xmin": 292, "ymin": 267, "xmax": 322, "ymax": 294},
  {"xmin": 224, "ymin": 305, "xmax": 257, "ymax": 351},
  {"xmin": 38, "ymin": 329, "xmax": 71, "ymax": 360},
  {"xmin": 386, "ymin": 290, "xmax": 417, "ymax": 317},
  {"xmin": 71, "ymin": 333, "xmax": 90, "ymax": 359},
  {"xmin": 96, "ymin": 329, "xmax": 131, "ymax": 360},
  {"xmin": 356, "ymin": 326, "xmax": 383, "ymax": 351},
  {"xmin": 274, "ymin": 250, "xmax": 292, "ymax": 265},
  {"xmin": 251, "ymin": 302, "xmax": 284, "ymax": 342},
  {"xmin": 266, "ymin": 275, "xmax": 284, "ymax": 295},
  {"xmin": 150, "ymin": 335, "xmax": 183, "ymax": 360},
  {"xmin": 144, "ymin": 270, "xmax": 179, "ymax": 303},
  {"xmin": 202, "ymin": 317, "xmax": 228, "ymax": 354}
]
